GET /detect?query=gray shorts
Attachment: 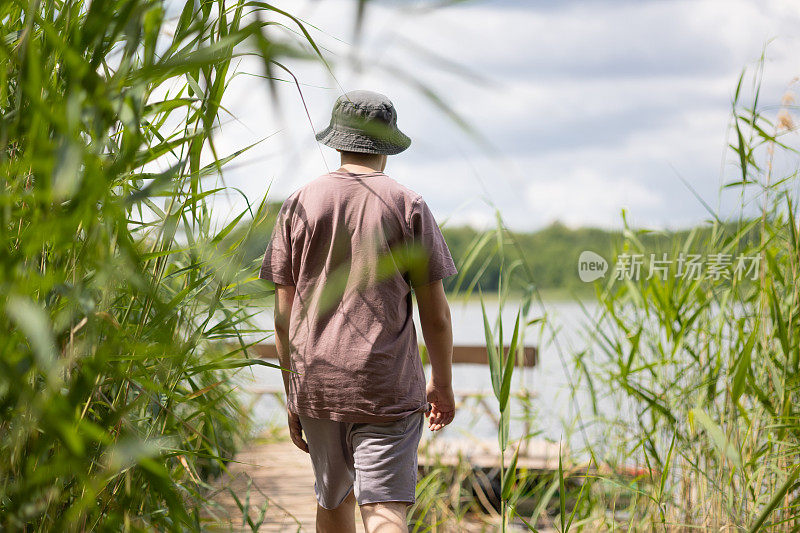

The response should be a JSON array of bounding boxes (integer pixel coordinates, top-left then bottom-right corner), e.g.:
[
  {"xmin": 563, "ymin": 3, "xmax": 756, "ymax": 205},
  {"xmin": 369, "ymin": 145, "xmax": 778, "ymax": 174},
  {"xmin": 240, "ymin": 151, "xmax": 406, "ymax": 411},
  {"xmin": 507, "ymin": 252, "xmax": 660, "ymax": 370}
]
[{"xmin": 298, "ymin": 411, "xmax": 425, "ymax": 509}]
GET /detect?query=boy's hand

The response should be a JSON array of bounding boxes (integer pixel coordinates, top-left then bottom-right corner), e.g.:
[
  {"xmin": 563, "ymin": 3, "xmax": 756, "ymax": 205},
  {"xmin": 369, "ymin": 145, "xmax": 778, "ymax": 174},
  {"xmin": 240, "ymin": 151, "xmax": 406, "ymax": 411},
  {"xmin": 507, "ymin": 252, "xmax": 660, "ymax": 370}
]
[
  {"xmin": 425, "ymin": 381, "xmax": 455, "ymax": 431},
  {"xmin": 287, "ymin": 410, "xmax": 309, "ymax": 453}
]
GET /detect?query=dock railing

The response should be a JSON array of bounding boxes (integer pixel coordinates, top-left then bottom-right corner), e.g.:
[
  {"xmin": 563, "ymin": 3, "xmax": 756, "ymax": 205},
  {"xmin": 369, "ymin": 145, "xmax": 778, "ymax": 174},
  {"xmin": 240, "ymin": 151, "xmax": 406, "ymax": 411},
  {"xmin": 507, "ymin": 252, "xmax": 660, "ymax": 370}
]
[
  {"xmin": 240, "ymin": 343, "xmax": 537, "ymax": 367},
  {"xmin": 239, "ymin": 343, "xmax": 540, "ymax": 456}
]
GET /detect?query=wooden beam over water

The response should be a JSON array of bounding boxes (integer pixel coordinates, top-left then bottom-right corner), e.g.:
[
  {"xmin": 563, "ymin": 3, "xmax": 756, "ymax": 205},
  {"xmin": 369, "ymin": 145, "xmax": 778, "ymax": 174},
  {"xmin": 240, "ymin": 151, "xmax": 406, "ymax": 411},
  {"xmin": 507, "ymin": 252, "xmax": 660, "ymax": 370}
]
[{"xmin": 244, "ymin": 344, "xmax": 538, "ymax": 367}]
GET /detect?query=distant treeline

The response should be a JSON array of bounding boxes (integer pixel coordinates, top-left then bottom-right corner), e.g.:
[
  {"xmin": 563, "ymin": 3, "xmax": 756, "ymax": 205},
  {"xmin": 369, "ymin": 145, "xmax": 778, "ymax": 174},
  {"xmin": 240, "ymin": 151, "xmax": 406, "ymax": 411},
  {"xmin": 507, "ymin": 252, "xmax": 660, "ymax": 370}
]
[
  {"xmin": 249, "ymin": 202, "xmax": 758, "ymax": 295},
  {"xmin": 442, "ymin": 219, "xmax": 760, "ymax": 294}
]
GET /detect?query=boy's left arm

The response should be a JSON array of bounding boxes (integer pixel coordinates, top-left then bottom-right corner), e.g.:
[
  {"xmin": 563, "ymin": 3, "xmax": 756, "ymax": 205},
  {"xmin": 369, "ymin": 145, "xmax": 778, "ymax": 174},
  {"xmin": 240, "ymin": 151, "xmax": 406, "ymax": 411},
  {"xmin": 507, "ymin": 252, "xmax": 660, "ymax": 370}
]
[{"xmin": 274, "ymin": 283, "xmax": 308, "ymax": 453}]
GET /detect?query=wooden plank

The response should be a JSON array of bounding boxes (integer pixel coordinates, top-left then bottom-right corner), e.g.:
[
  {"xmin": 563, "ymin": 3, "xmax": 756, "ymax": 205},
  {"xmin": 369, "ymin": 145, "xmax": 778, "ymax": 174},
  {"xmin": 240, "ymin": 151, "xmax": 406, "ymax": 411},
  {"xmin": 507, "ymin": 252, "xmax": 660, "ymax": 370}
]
[
  {"xmin": 209, "ymin": 439, "xmax": 366, "ymax": 532},
  {"xmin": 424, "ymin": 345, "xmax": 538, "ymax": 367},
  {"xmin": 238, "ymin": 343, "xmax": 538, "ymax": 367},
  {"xmin": 209, "ymin": 437, "xmax": 563, "ymax": 531},
  {"xmin": 418, "ymin": 438, "xmax": 562, "ymax": 471}
]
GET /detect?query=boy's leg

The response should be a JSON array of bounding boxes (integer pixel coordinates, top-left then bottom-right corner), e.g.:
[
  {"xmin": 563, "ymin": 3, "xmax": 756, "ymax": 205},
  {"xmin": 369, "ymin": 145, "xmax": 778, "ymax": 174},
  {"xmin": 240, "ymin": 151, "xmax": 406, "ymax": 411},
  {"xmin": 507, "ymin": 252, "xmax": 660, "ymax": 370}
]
[
  {"xmin": 297, "ymin": 415, "xmax": 358, "ymax": 533},
  {"xmin": 359, "ymin": 501, "xmax": 408, "ymax": 533},
  {"xmin": 349, "ymin": 411, "xmax": 425, "ymax": 533},
  {"xmin": 316, "ymin": 488, "xmax": 356, "ymax": 533}
]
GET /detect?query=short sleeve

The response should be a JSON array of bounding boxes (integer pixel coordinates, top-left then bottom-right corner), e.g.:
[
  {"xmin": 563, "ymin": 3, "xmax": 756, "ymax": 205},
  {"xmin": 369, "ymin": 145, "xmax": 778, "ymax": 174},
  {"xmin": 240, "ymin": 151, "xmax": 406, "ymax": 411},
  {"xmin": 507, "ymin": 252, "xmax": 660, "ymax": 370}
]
[
  {"xmin": 259, "ymin": 200, "xmax": 295, "ymax": 286},
  {"xmin": 407, "ymin": 196, "xmax": 458, "ymax": 287}
]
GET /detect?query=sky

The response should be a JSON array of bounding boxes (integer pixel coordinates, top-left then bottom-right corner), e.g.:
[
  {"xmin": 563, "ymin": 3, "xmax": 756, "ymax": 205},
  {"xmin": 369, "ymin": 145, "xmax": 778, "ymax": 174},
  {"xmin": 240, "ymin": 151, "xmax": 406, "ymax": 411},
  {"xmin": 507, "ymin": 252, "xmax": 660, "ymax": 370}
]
[{"xmin": 201, "ymin": 0, "xmax": 800, "ymax": 231}]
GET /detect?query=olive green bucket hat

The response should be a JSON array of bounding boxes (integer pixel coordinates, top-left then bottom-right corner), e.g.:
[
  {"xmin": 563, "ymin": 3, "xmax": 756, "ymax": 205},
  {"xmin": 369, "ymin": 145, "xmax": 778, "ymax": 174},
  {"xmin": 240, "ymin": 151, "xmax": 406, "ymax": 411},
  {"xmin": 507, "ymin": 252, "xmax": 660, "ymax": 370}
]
[{"xmin": 315, "ymin": 90, "xmax": 411, "ymax": 155}]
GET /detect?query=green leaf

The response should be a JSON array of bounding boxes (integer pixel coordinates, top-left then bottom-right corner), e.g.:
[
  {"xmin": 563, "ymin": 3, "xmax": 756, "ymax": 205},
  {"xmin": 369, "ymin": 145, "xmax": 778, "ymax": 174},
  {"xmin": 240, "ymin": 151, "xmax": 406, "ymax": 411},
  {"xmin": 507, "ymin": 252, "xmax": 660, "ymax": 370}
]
[
  {"xmin": 499, "ymin": 408, "xmax": 509, "ymax": 451},
  {"xmin": 187, "ymin": 358, "xmax": 283, "ymax": 376},
  {"xmin": 499, "ymin": 308, "xmax": 520, "ymax": 412},
  {"xmin": 732, "ymin": 325, "xmax": 757, "ymax": 403},
  {"xmin": 6, "ymin": 295, "xmax": 57, "ymax": 371},
  {"xmin": 691, "ymin": 407, "xmax": 742, "ymax": 469},
  {"xmin": 480, "ymin": 289, "xmax": 501, "ymax": 399},
  {"xmin": 501, "ymin": 444, "xmax": 519, "ymax": 500}
]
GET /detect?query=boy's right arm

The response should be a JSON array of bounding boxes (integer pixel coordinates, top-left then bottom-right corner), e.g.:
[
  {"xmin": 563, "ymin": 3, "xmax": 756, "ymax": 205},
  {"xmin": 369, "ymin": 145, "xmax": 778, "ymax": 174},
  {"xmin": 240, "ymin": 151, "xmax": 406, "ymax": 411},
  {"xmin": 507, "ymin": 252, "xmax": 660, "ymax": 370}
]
[
  {"xmin": 415, "ymin": 279, "xmax": 456, "ymax": 431},
  {"xmin": 274, "ymin": 283, "xmax": 308, "ymax": 453}
]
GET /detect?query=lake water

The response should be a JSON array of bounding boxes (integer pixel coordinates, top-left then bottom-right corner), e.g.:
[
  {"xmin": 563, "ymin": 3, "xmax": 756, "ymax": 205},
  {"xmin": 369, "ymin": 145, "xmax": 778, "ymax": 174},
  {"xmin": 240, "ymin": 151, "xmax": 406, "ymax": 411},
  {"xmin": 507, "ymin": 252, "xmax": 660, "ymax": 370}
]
[{"xmin": 240, "ymin": 296, "xmax": 602, "ymax": 450}]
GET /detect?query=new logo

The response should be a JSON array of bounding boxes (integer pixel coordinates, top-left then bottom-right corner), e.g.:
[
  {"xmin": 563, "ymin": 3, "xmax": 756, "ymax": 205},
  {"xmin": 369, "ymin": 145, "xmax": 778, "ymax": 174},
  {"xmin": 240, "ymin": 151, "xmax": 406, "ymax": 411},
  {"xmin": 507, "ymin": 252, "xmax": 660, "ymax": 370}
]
[{"xmin": 578, "ymin": 251, "xmax": 608, "ymax": 282}]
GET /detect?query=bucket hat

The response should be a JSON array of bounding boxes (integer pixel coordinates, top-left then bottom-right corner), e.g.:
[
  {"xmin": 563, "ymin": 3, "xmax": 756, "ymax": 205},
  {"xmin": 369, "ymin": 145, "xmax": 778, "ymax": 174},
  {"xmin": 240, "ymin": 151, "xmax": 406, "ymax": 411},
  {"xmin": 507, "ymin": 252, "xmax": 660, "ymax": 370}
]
[{"xmin": 315, "ymin": 90, "xmax": 411, "ymax": 155}]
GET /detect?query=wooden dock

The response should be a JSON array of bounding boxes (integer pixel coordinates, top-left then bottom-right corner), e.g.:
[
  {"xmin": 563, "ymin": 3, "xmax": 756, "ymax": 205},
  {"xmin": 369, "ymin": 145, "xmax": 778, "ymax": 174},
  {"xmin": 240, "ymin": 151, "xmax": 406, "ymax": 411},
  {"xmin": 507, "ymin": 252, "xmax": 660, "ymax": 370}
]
[
  {"xmin": 208, "ymin": 437, "xmax": 362, "ymax": 532},
  {"xmin": 208, "ymin": 435, "xmax": 561, "ymax": 532}
]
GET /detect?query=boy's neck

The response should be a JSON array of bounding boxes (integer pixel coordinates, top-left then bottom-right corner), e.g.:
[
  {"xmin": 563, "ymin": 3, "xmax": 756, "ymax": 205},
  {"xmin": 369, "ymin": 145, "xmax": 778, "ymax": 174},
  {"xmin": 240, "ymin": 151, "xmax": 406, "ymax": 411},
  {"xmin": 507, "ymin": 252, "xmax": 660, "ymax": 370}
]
[
  {"xmin": 337, "ymin": 164, "xmax": 382, "ymax": 174},
  {"xmin": 338, "ymin": 152, "xmax": 386, "ymax": 174}
]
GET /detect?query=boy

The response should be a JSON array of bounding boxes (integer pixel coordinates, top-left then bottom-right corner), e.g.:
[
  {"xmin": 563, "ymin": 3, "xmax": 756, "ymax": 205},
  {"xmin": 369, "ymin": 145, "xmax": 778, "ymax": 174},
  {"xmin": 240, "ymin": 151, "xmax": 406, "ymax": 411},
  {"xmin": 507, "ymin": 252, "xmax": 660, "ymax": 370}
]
[{"xmin": 259, "ymin": 90, "xmax": 457, "ymax": 533}]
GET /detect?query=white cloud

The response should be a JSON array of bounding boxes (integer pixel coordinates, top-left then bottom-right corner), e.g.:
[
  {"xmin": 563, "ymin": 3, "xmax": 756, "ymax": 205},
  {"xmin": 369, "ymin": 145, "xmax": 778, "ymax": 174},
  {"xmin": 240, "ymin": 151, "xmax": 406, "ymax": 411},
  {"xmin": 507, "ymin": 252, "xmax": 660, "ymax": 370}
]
[
  {"xmin": 192, "ymin": 0, "xmax": 800, "ymax": 231},
  {"xmin": 525, "ymin": 166, "xmax": 661, "ymax": 228}
]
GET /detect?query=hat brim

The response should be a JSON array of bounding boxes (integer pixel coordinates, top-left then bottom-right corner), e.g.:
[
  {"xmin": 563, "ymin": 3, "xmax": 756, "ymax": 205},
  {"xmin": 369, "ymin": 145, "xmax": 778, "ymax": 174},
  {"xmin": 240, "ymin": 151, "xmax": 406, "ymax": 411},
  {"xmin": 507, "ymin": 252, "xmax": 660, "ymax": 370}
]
[{"xmin": 315, "ymin": 126, "xmax": 411, "ymax": 155}]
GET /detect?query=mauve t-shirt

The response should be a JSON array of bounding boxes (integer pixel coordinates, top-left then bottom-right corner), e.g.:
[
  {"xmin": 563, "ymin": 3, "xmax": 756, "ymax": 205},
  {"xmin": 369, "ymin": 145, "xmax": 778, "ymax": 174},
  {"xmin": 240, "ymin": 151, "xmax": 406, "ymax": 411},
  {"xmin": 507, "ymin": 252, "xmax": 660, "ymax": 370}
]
[{"xmin": 259, "ymin": 170, "xmax": 458, "ymax": 423}]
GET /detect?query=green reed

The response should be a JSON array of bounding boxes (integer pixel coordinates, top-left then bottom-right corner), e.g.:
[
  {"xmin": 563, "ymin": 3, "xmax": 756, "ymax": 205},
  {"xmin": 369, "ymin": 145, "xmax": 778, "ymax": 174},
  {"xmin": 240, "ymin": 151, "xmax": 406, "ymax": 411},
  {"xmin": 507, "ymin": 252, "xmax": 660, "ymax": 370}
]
[
  {"xmin": 567, "ymin": 64, "xmax": 800, "ymax": 530},
  {"xmin": 0, "ymin": 0, "xmax": 328, "ymax": 529}
]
